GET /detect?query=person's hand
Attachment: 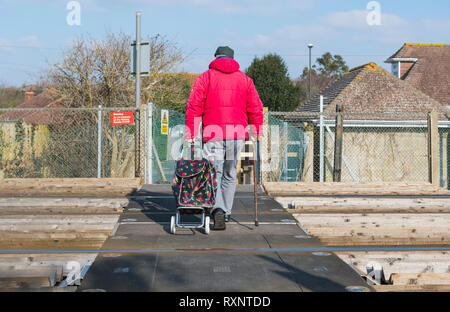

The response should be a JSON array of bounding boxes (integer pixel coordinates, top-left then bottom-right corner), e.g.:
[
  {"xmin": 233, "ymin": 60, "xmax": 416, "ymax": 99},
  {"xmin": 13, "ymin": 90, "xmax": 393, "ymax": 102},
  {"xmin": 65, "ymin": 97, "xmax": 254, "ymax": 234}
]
[
  {"xmin": 187, "ymin": 138, "xmax": 195, "ymax": 144},
  {"xmin": 250, "ymin": 134, "xmax": 259, "ymax": 142}
]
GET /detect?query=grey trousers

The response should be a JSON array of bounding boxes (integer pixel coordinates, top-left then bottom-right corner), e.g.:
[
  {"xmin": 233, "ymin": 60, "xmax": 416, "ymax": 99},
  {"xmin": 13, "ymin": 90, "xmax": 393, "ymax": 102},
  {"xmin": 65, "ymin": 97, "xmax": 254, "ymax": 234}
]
[{"xmin": 202, "ymin": 140, "xmax": 245, "ymax": 216}]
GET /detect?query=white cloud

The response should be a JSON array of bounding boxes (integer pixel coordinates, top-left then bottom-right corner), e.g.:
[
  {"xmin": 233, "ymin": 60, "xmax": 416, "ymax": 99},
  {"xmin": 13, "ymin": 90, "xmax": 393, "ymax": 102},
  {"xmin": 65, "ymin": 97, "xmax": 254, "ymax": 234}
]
[
  {"xmin": 0, "ymin": 38, "xmax": 14, "ymax": 52},
  {"xmin": 319, "ymin": 10, "xmax": 415, "ymax": 44},
  {"xmin": 324, "ymin": 10, "xmax": 408, "ymax": 29},
  {"xmin": 320, "ymin": 11, "xmax": 450, "ymax": 45},
  {"xmin": 421, "ymin": 19, "xmax": 450, "ymax": 42},
  {"xmin": 226, "ymin": 9, "xmax": 411, "ymax": 51},
  {"xmin": 235, "ymin": 23, "xmax": 339, "ymax": 52},
  {"xmin": 17, "ymin": 36, "xmax": 43, "ymax": 49},
  {"xmin": 106, "ymin": 0, "xmax": 312, "ymax": 14},
  {"xmin": 211, "ymin": 7, "xmax": 448, "ymax": 58},
  {"xmin": 0, "ymin": 36, "xmax": 44, "ymax": 52}
]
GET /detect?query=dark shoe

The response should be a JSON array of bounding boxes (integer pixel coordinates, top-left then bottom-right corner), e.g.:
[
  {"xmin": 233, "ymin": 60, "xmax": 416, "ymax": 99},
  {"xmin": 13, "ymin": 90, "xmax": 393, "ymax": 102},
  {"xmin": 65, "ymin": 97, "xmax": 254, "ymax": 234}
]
[
  {"xmin": 224, "ymin": 215, "xmax": 230, "ymax": 222},
  {"xmin": 213, "ymin": 209, "xmax": 226, "ymax": 230}
]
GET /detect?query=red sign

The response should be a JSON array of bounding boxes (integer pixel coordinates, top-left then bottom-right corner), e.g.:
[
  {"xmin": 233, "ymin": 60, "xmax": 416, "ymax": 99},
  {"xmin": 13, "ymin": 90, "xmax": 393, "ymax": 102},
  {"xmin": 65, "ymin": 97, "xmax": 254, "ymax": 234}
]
[{"xmin": 111, "ymin": 111, "xmax": 134, "ymax": 125}]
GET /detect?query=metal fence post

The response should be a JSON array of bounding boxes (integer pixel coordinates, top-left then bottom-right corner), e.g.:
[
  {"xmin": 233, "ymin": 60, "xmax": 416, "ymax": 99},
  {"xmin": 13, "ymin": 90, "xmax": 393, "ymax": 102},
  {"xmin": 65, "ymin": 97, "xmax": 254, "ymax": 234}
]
[
  {"xmin": 148, "ymin": 102, "xmax": 153, "ymax": 184},
  {"xmin": 319, "ymin": 95, "xmax": 325, "ymax": 182},
  {"xmin": 283, "ymin": 121, "xmax": 288, "ymax": 181},
  {"xmin": 143, "ymin": 105, "xmax": 147, "ymax": 184},
  {"xmin": 134, "ymin": 109, "xmax": 140, "ymax": 178},
  {"xmin": 261, "ymin": 107, "xmax": 269, "ymax": 184},
  {"xmin": 97, "ymin": 105, "xmax": 102, "ymax": 178},
  {"xmin": 447, "ymin": 130, "xmax": 450, "ymax": 190},
  {"xmin": 139, "ymin": 105, "xmax": 146, "ymax": 183}
]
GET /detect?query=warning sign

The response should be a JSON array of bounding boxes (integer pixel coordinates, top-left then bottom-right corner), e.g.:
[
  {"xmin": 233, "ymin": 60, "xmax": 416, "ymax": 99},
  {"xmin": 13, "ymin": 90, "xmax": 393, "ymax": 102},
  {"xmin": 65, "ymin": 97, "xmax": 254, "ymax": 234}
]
[
  {"xmin": 161, "ymin": 109, "xmax": 169, "ymax": 135},
  {"xmin": 111, "ymin": 111, "xmax": 134, "ymax": 125},
  {"xmin": 162, "ymin": 111, "xmax": 168, "ymax": 124}
]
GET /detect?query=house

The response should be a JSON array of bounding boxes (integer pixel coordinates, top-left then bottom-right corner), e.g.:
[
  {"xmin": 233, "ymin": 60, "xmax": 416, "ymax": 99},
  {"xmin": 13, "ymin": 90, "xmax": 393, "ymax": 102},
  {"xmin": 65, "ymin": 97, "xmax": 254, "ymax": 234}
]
[
  {"xmin": 0, "ymin": 89, "xmax": 64, "ymax": 125},
  {"xmin": 297, "ymin": 62, "xmax": 446, "ymax": 118},
  {"xmin": 385, "ymin": 43, "xmax": 450, "ymax": 107},
  {"xmin": 0, "ymin": 89, "xmax": 64, "ymax": 178},
  {"xmin": 290, "ymin": 62, "xmax": 449, "ymax": 184}
]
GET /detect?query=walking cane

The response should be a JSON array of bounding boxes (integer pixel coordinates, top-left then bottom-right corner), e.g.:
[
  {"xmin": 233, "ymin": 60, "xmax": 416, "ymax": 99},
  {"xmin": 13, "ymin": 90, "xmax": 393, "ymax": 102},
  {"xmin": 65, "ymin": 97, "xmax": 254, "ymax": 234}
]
[{"xmin": 252, "ymin": 137, "xmax": 260, "ymax": 227}]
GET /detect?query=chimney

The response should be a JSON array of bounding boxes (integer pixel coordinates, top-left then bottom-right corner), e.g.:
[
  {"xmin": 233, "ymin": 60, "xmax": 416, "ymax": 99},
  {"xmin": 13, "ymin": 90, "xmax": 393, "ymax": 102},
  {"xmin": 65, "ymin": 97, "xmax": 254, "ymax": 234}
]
[{"xmin": 24, "ymin": 88, "xmax": 34, "ymax": 101}]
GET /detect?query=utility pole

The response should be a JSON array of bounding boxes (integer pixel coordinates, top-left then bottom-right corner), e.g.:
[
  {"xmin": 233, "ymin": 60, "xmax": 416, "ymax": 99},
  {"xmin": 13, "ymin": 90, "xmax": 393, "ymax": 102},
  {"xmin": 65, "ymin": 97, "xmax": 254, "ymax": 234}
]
[
  {"xmin": 135, "ymin": 11, "xmax": 142, "ymax": 178},
  {"xmin": 135, "ymin": 11, "xmax": 141, "ymax": 110},
  {"xmin": 308, "ymin": 43, "xmax": 313, "ymax": 99}
]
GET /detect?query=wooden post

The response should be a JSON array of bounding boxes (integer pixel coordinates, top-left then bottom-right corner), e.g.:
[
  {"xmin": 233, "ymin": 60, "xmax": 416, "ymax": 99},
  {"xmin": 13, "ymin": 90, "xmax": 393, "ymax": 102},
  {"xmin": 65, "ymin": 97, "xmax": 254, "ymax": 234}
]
[
  {"xmin": 428, "ymin": 110, "xmax": 439, "ymax": 186},
  {"xmin": 333, "ymin": 105, "xmax": 343, "ymax": 182}
]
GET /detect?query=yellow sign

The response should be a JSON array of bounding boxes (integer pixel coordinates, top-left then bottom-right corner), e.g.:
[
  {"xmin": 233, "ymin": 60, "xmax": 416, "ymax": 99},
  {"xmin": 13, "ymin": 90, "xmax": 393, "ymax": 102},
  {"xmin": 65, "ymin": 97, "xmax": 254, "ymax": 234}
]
[{"xmin": 161, "ymin": 109, "xmax": 169, "ymax": 135}]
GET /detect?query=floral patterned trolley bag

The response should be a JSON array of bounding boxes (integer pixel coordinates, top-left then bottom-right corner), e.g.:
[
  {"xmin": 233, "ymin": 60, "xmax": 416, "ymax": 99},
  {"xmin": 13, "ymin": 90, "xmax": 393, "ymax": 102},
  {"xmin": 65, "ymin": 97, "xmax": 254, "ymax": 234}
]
[{"xmin": 170, "ymin": 144, "xmax": 217, "ymax": 234}]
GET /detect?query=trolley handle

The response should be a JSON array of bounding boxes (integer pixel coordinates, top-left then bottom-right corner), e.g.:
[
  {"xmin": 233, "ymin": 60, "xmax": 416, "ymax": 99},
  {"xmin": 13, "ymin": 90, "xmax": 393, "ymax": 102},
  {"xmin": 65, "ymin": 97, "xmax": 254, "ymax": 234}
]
[
  {"xmin": 179, "ymin": 142, "xmax": 197, "ymax": 160},
  {"xmin": 190, "ymin": 143, "xmax": 195, "ymax": 159}
]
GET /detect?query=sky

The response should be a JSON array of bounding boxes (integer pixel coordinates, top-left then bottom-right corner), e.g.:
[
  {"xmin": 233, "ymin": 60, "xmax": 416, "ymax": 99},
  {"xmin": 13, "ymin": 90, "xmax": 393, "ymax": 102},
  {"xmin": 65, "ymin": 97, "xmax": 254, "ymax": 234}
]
[{"xmin": 0, "ymin": 0, "xmax": 449, "ymax": 87}]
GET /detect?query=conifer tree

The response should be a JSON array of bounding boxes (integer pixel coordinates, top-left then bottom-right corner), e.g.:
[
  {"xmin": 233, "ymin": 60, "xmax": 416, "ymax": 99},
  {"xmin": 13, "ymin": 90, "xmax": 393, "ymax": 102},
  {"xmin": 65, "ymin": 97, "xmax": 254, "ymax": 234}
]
[{"xmin": 246, "ymin": 53, "xmax": 302, "ymax": 112}]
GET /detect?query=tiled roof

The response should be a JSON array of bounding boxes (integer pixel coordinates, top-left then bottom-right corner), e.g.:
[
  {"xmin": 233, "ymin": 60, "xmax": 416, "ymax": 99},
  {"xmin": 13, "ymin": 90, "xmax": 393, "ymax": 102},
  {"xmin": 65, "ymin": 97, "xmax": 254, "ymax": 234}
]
[
  {"xmin": 296, "ymin": 63, "xmax": 448, "ymax": 120},
  {"xmin": 388, "ymin": 43, "xmax": 449, "ymax": 59},
  {"xmin": 386, "ymin": 43, "xmax": 450, "ymax": 106},
  {"xmin": 297, "ymin": 67, "xmax": 361, "ymax": 113},
  {"xmin": 0, "ymin": 90, "xmax": 65, "ymax": 125}
]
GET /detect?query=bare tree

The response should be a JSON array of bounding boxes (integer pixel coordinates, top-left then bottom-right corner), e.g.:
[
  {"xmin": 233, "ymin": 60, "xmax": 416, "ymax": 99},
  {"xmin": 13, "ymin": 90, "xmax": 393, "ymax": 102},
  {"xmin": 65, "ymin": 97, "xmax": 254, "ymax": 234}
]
[{"xmin": 42, "ymin": 32, "xmax": 186, "ymax": 177}]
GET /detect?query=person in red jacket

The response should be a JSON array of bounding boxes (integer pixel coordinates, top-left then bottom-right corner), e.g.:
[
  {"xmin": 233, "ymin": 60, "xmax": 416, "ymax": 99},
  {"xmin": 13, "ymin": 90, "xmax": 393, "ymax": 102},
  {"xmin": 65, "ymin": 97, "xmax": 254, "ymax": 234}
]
[{"xmin": 185, "ymin": 46, "xmax": 263, "ymax": 230}]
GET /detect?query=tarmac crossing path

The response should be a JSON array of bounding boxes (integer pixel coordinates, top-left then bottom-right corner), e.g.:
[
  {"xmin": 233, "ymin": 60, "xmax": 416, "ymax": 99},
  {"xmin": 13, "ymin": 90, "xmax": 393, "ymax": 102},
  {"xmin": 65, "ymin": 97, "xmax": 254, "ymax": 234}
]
[{"xmin": 78, "ymin": 185, "xmax": 373, "ymax": 292}]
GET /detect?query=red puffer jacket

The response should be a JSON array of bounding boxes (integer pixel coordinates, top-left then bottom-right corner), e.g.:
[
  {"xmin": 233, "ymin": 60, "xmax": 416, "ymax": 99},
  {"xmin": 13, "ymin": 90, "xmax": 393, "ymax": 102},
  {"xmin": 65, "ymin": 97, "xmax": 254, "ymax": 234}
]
[{"xmin": 185, "ymin": 57, "xmax": 264, "ymax": 142}]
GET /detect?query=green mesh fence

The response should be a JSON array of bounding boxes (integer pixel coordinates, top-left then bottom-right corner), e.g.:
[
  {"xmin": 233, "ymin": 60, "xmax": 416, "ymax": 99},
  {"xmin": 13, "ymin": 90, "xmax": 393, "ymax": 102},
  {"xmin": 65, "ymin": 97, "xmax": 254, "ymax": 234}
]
[
  {"xmin": 265, "ymin": 114, "xmax": 307, "ymax": 182},
  {"xmin": 150, "ymin": 104, "xmax": 186, "ymax": 184}
]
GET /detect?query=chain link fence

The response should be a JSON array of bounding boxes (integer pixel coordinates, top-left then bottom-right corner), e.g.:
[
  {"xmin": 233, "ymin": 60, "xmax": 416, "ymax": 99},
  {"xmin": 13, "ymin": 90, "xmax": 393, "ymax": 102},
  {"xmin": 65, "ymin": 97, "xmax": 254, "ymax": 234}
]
[
  {"xmin": 0, "ymin": 107, "xmax": 137, "ymax": 179},
  {"xmin": 265, "ymin": 111, "xmax": 450, "ymax": 189},
  {"xmin": 0, "ymin": 104, "xmax": 196, "ymax": 182},
  {"xmin": 1, "ymin": 105, "xmax": 448, "ymax": 189},
  {"xmin": 262, "ymin": 112, "xmax": 307, "ymax": 182}
]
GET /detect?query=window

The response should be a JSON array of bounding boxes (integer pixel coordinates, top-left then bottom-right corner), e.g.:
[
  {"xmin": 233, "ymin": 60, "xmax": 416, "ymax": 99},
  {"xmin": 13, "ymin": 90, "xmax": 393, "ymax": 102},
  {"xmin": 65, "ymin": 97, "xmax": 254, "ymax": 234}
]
[{"xmin": 391, "ymin": 62, "xmax": 400, "ymax": 78}]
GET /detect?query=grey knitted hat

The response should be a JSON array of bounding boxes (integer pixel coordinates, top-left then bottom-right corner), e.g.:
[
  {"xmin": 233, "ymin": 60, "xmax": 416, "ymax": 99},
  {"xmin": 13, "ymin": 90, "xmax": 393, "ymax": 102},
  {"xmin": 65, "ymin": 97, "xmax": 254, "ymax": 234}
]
[{"xmin": 214, "ymin": 46, "xmax": 234, "ymax": 59}]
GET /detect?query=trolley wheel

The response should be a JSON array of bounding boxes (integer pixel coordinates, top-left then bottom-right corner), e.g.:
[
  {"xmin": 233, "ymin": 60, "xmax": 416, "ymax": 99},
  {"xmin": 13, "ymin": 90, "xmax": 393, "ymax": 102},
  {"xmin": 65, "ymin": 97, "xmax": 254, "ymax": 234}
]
[
  {"xmin": 170, "ymin": 216, "xmax": 176, "ymax": 235},
  {"xmin": 204, "ymin": 216, "xmax": 210, "ymax": 235}
]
